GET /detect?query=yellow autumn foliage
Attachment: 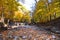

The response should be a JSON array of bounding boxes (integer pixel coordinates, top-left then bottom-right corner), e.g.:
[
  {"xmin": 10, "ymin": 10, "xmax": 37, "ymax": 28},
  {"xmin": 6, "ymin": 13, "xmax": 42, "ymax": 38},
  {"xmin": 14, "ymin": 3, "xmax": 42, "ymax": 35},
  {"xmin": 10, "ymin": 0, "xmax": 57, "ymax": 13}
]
[{"xmin": 33, "ymin": 0, "xmax": 60, "ymax": 23}]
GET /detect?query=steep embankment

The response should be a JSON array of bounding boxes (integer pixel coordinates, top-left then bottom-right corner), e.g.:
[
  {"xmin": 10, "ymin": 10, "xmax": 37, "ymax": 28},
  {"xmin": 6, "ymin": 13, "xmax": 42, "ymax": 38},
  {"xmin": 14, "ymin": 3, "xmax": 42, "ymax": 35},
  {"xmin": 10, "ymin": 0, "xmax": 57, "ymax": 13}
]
[{"xmin": 46, "ymin": 17, "xmax": 60, "ymax": 26}]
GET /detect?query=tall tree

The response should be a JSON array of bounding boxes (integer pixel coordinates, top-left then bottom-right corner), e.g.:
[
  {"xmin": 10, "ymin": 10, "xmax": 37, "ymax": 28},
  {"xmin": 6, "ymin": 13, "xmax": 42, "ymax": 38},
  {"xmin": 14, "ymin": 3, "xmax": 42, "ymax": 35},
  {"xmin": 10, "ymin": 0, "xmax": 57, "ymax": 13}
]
[
  {"xmin": 32, "ymin": 0, "xmax": 60, "ymax": 23},
  {"xmin": 0, "ymin": 0, "xmax": 20, "ymax": 21}
]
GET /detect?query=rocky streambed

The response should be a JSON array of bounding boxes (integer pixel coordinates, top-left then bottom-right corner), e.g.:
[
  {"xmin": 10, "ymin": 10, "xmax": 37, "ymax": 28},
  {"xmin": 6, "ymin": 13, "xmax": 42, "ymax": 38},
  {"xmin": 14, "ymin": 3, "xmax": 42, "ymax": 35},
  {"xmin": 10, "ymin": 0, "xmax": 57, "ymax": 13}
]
[{"xmin": 0, "ymin": 25, "xmax": 60, "ymax": 40}]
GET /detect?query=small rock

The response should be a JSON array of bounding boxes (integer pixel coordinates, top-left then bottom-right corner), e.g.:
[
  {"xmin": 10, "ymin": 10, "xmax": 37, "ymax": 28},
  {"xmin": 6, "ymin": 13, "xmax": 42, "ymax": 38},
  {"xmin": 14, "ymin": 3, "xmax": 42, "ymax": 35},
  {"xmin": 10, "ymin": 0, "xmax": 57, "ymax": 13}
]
[
  {"xmin": 14, "ymin": 36, "xmax": 18, "ymax": 40},
  {"xmin": 52, "ymin": 35, "xmax": 56, "ymax": 38},
  {"xmin": 22, "ymin": 36, "xmax": 27, "ymax": 39},
  {"xmin": 0, "ymin": 34, "xmax": 2, "ymax": 36}
]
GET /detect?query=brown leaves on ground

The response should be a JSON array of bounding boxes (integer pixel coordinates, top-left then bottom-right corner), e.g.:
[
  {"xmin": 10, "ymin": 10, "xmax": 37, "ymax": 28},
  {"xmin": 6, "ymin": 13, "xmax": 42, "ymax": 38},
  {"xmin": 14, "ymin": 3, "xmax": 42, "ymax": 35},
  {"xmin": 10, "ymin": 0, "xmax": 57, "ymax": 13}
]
[{"xmin": 0, "ymin": 28, "xmax": 60, "ymax": 40}]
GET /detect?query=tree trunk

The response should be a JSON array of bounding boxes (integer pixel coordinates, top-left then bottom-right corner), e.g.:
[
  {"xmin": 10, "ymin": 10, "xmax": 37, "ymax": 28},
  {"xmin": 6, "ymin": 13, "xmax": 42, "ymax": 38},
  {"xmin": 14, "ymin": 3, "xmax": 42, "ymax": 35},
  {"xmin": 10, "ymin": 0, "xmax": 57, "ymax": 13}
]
[
  {"xmin": 54, "ymin": 12, "xmax": 56, "ymax": 19},
  {"xmin": 50, "ymin": 14, "xmax": 51, "ymax": 21}
]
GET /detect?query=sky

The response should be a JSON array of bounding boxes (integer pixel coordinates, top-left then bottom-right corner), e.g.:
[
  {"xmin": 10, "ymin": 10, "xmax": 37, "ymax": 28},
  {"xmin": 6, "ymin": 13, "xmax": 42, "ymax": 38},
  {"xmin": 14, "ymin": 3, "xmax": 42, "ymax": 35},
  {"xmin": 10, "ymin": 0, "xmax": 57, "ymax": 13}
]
[
  {"xmin": 19, "ymin": 0, "xmax": 36, "ymax": 12},
  {"xmin": 24, "ymin": 0, "xmax": 35, "ymax": 11}
]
